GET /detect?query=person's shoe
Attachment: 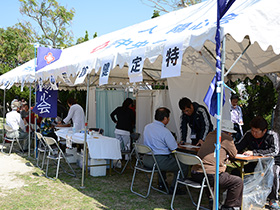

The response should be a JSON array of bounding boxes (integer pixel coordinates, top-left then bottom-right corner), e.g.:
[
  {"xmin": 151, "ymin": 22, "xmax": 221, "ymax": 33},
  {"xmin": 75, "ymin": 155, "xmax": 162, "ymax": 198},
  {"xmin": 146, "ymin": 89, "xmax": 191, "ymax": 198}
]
[{"xmin": 269, "ymin": 200, "xmax": 280, "ymax": 209}]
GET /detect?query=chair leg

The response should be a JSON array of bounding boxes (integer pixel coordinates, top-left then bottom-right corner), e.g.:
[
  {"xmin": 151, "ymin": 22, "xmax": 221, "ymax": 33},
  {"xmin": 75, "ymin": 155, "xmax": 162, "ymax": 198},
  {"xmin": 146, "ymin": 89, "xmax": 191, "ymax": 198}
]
[
  {"xmin": 36, "ymin": 151, "xmax": 41, "ymax": 168},
  {"xmin": 55, "ymin": 154, "xmax": 61, "ymax": 180},
  {"xmin": 16, "ymin": 138, "xmax": 24, "ymax": 153},
  {"xmin": 41, "ymin": 150, "xmax": 47, "ymax": 169},
  {"xmin": 171, "ymin": 173, "xmax": 180, "ymax": 210},
  {"xmin": 1, "ymin": 139, "xmax": 5, "ymax": 153},
  {"xmin": 61, "ymin": 152, "xmax": 76, "ymax": 177},
  {"xmin": 196, "ymin": 179, "xmax": 206, "ymax": 210},
  {"xmin": 8, "ymin": 140, "xmax": 15, "ymax": 155}
]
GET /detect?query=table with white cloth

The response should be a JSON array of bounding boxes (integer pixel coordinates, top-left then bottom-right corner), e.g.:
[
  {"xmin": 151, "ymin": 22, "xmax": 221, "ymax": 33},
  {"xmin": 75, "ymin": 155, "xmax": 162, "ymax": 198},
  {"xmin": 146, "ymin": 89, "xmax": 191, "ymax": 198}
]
[{"xmin": 55, "ymin": 128, "xmax": 121, "ymax": 176}]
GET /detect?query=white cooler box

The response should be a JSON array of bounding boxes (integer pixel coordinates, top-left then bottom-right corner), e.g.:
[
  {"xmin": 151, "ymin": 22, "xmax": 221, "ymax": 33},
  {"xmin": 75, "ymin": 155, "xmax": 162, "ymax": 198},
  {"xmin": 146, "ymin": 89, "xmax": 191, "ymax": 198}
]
[
  {"xmin": 90, "ymin": 159, "xmax": 107, "ymax": 177},
  {"xmin": 65, "ymin": 148, "xmax": 77, "ymax": 164}
]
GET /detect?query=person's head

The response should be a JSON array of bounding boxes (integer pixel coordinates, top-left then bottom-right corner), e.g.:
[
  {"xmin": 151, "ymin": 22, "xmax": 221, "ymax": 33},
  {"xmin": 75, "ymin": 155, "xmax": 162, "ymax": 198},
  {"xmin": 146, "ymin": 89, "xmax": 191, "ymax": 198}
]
[
  {"xmin": 155, "ymin": 107, "xmax": 170, "ymax": 125},
  {"xmin": 230, "ymin": 94, "xmax": 239, "ymax": 107},
  {"xmin": 23, "ymin": 104, "xmax": 29, "ymax": 112},
  {"xmin": 249, "ymin": 116, "xmax": 268, "ymax": 139},
  {"xmin": 178, "ymin": 97, "xmax": 194, "ymax": 116},
  {"xmin": 67, "ymin": 98, "xmax": 77, "ymax": 107},
  {"xmin": 122, "ymin": 98, "xmax": 133, "ymax": 109},
  {"xmin": 11, "ymin": 101, "xmax": 20, "ymax": 111}
]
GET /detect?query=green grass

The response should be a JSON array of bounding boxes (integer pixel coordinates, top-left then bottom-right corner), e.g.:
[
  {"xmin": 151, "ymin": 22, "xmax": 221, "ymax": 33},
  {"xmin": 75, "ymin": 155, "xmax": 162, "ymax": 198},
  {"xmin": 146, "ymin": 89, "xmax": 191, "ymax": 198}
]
[{"xmin": 0, "ymin": 150, "xmax": 209, "ymax": 210}]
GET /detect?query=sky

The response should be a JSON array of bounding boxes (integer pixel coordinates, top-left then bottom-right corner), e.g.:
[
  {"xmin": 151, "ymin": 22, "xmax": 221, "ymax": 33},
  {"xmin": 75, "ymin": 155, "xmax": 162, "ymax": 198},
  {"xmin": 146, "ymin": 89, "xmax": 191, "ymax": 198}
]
[{"xmin": 0, "ymin": 0, "xmax": 157, "ymax": 41}]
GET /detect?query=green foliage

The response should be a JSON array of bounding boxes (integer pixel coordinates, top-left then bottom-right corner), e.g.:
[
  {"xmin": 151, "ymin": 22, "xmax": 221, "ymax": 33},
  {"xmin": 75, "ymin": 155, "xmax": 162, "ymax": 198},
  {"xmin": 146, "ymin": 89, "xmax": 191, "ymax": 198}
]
[
  {"xmin": 151, "ymin": 10, "xmax": 160, "ymax": 18},
  {"xmin": 230, "ymin": 76, "xmax": 277, "ymax": 131},
  {"xmin": 0, "ymin": 26, "xmax": 34, "ymax": 74},
  {"xmin": 19, "ymin": 0, "xmax": 75, "ymax": 48}
]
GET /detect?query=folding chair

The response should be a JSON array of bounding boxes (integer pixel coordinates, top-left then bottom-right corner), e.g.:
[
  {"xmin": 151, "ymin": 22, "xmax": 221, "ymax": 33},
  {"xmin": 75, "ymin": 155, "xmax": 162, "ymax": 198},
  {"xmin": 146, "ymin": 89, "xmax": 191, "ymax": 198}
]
[
  {"xmin": 130, "ymin": 143, "xmax": 169, "ymax": 198},
  {"xmin": 1, "ymin": 124, "xmax": 24, "ymax": 155},
  {"xmin": 43, "ymin": 136, "xmax": 76, "ymax": 180},
  {"xmin": 35, "ymin": 132, "xmax": 49, "ymax": 169},
  {"xmin": 113, "ymin": 133, "xmax": 140, "ymax": 174},
  {"xmin": 171, "ymin": 151, "xmax": 214, "ymax": 210}
]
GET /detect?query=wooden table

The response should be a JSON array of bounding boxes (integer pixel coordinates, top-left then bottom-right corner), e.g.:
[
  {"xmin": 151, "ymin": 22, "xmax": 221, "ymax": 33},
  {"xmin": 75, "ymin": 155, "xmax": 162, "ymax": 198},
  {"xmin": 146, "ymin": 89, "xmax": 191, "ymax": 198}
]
[
  {"xmin": 176, "ymin": 143, "xmax": 200, "ymax": 154},
  {"xmin": 233, "ymin": 155, "xmax": 273, "ymax": 180}
]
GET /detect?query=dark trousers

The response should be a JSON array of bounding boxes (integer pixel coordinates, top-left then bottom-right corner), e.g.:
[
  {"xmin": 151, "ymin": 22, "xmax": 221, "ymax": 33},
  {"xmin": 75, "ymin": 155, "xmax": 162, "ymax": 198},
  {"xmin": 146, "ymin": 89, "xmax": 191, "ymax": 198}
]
[
  {"xmin": 143, "ymin": 154, "xmax": 188, "ymax": 188},
  {"xmin": 233, "ymin": 123, "xmax": 242, "ymax": 142},
  {"xmin": 191, "ymin": 172, "xmax": 243, "ymax": 208}
]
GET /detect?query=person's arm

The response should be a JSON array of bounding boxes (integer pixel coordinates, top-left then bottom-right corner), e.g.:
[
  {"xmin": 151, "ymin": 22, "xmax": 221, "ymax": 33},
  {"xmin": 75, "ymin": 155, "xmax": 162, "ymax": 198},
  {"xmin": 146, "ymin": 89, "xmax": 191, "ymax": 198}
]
[
  {"xmin": 253, "ymin": 131, "xmax": 280, "ymax": 156},
  {"xmin": 165, "ymin": 131, "xmax": 178, "ymax": 151},
  {"xmin": 224, "ymin": 139, "xmax": 237, "ymax": 159},
  {"xmin": 196, "ymin": 107, "xmax": 212, "ymax": 141},
  {"xmin": 235, "ymin": 131, "xmax": 250, "ymax": 153},
  {"xmin": 63, "ymin": 106, "xmax": 74, "ymax": 124},
  {"xmin": 110, "ymin": 107, "xmax": 118, "ymax": 123},
  {"xmin": 180, "ymin": 113, "xmax": 188, "ymax": 143}
]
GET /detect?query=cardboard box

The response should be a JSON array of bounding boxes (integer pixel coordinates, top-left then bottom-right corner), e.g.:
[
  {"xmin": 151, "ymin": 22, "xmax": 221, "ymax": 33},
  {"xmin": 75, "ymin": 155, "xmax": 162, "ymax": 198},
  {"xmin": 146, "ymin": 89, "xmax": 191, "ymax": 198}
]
[{"xmin": 90, "ymin": 159, "xmax": 107, "ymax": 177}]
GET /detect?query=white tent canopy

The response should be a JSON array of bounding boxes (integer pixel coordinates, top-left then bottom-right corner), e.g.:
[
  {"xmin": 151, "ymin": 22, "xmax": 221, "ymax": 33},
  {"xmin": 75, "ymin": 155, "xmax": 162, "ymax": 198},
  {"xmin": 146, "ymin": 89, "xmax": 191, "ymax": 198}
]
[{"xmin": 33, "ymin": 0, "xmax": 280, "ymax": 85}]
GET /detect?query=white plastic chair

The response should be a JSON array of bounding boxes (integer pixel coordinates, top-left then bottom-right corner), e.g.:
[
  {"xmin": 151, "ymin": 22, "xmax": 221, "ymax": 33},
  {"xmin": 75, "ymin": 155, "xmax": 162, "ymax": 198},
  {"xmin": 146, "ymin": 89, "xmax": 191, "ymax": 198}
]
[
  {"xmin": 43, "ymin": 136, "xmax": 76, "ymax": 180},
  {"xmin": 1, "ymin": 124, "xmax": 24, "ymax": 155},
  {"xmin": 171, "ymin": 151, "xmax": 214, "ymax": 210},
  {"xmin": 130, "ymin": 143, "xmax": 169, "ymax": 198}
]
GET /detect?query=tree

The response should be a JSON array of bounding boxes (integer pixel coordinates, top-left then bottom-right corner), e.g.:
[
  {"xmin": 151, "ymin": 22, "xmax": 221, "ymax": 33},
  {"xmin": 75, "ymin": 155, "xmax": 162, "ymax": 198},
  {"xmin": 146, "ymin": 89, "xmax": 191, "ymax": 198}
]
[
  {"xmin": 76, "ymin": 31, "xmax": 97, "ymax": 45},
  {"xmin": 151, "ymin": 10, "xmax": 160, "ymax": 18},
  {"xmin": 141, "ymin": 0, "xmax": 202, "ymax": 13},
  {"xmin": 19, "ymin": 0, "xmax": 75, "ymax": 48},
  {"xmin": 0, "ymin": 26, "xmax": 34, "ymax": 74}
]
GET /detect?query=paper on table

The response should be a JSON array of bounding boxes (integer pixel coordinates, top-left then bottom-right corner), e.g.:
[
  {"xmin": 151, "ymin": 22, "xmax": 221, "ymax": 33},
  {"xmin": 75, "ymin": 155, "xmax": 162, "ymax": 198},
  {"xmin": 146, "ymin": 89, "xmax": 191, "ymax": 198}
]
[
  {"xmin": 236, "ymin": 154, "xmax": 249, "ymax": 158},
  {"xmin": 180, "ymin": 145, "xmax": 200, "ymax": 149}
]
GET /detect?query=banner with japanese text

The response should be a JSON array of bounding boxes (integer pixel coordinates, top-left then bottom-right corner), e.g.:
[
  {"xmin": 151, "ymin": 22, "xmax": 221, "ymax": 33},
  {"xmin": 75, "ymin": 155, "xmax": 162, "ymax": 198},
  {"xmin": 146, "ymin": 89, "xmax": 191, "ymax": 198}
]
[
  {"xmin": 161, "ymin": 40, "xmax": 183, "ymax": 78},
  {"xmin": 36, "ymin": 47, "xmax": 62, "ymax": 71},
  {"xmin": 128, "ymin": 48, "xmax": 145, "ymax": 83},
  {"xmin": 99, "ymin": 58, "xmax": 113, "ymax": 86},
  {"xmin": 32, "ymin": 85, "xmax": 57, "ymax": 118}
]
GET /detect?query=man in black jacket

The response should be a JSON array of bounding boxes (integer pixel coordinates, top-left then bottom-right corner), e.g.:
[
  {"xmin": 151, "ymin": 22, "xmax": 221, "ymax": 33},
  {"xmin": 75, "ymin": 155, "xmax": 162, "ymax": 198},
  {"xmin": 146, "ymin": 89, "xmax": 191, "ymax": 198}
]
[
  {"xmin": 235, "ymin": 116, "xmax": 280, "ymax": 210},
  {"xmin": 179, "ymin": 97, "xmax": 213, "ymax": 146}
]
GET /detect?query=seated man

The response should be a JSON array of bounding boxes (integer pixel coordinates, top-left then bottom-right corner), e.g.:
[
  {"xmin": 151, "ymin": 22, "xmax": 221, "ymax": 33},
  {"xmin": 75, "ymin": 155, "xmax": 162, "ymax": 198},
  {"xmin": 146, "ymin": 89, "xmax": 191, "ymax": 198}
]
[
  {"xmin": 6, "ymin": 101, "xmax": 28, "ymax": 152},
  {"xmin": 143, "ymin": 107, "xmax": 188, "ymax": 194},
  {"xmin": 191, "ymin": 120, "xmax": 243, "ymax": 210},
  {"xmin": 235, "ymin": 116, "xmax": 280, "ymax": 209}
]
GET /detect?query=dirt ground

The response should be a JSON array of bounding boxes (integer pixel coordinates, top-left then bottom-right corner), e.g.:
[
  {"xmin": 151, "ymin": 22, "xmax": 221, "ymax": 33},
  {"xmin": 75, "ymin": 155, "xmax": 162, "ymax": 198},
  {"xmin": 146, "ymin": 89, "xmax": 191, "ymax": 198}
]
[{"xmin": 0, "ymin": 151, "xmax": 33, "ymax": 192}]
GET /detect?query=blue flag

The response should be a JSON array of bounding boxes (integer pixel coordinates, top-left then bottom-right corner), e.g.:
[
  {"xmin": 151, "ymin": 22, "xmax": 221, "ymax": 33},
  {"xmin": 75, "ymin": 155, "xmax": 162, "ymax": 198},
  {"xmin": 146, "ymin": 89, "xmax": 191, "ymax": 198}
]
[
  {"xmin": 36, "ymin": 47, "xmax": 62, "ymax": 71},
  {"xmin": 32, "ymin": 85, "xmax": 57, "ymax": 118},
  {"xmin": 204, "ymin": 0, "xmax": 235, "ymax": 116}
]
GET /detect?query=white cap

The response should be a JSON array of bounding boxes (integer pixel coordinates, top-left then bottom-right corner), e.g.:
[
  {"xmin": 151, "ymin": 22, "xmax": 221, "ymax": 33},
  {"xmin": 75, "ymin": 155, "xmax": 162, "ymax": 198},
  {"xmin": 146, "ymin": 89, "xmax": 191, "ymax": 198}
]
[
  {"xmin": 221, "ymin": 120, "xmax": 237, "ymax": 133},
  {"xmin": 11, "ymin": 101, "xmax": 20, "ymax": 110}
]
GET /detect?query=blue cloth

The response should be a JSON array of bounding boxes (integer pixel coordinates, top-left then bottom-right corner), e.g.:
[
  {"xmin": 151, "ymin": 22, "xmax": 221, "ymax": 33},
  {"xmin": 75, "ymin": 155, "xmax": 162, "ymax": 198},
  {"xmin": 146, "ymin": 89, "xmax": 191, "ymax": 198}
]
[{"xmin": 143, "ymin": 120, "xmax": 177, "ymax": 155}]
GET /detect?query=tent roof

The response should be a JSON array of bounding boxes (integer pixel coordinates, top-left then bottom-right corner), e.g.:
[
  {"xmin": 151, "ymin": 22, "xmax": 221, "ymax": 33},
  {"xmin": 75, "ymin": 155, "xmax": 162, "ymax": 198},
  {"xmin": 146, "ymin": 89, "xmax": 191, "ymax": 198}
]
[{"xmin": 1, "ymin": 0, "xmax": 280, "ymax": 89}]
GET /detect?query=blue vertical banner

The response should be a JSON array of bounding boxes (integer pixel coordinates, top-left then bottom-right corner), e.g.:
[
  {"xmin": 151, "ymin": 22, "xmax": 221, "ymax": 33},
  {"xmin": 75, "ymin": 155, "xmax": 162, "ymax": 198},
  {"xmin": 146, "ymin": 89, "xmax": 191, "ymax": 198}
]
[
  {"xmin": 36, "ymin": 47, "xmax": 62, "ymax": 71},
  {"xmin": 32, "ymin": 85, "xmax": 58, "ymax": 118},
  {"xmin": 203, "ymin": 0, "xmax": 235, "ymax": 116}
]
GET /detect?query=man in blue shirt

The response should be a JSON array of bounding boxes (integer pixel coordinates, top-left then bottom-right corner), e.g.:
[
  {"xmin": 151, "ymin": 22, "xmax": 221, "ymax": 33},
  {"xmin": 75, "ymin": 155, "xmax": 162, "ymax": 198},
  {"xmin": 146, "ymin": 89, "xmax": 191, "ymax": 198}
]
[{"xmin": 143, "ymin": 107, "xmax": 187, "ymax": 194}]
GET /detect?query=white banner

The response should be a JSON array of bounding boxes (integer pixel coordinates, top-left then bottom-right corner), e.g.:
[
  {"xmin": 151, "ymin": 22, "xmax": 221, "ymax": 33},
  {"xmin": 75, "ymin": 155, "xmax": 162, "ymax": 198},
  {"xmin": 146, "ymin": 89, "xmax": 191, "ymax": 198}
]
[
  {"xmin": 74, "ymin": 65, "xmax": 90, "ymax": 85},
  {"xmin": 161, "ymin": 40, "xmax": 183, "ymax": 78},
  {"xmin": 50, "ymin": 75, "xmax": 58, "ymax": 90},
  {"xmin": 99, "ymin": 59, "xmax": 113, "ymax": 86},
  {"xmin": 128, "ymin": 48, "xmax": 145, "ymax": 83},
  {"xmin": 61, "ymin": 72, "xmax": 74, "ymax": 86}
]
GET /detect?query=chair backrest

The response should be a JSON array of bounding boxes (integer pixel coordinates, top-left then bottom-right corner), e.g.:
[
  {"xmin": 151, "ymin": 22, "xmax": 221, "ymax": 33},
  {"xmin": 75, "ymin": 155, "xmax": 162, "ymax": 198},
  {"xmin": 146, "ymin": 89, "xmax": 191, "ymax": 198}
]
[
  {"xmin": 4, "ymin": 124, "xmax": 19, "ymax": 138},
  {"xmin": 35, "ymin": 132, "xmax": 47, "ymax": 147},
  {"xmin": 174, "ymin": 151, "xmax": 214, "ymax": 199},
  {"xmin": 43, "ymin": 136, "xmax": 60, "ymax": 154},
  {"xmin": 4, "ymin": 124, "xmax": 13, "ymax": 132},
  {"xmin": 134, "ymin": 143, "xmax": 152, "ymax": 155}
]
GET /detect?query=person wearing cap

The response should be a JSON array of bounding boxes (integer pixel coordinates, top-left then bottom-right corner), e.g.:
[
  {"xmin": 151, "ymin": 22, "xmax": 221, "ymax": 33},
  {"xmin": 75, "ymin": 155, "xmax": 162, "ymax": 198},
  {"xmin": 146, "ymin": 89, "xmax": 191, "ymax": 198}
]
[
  {"xmin": 6, "ymin": 101, "xmax": 28, "ymax": 151},
  {"xmin": 178, "ymin": 97, "xmax": 213, "ymax": 146},
  {"xmin": 191, "ymin": 120, "xmax": 243, "ymax": 210},
  {"xmin": 235, "ymin": 116, "xmax": 280, "ymax": 209}
]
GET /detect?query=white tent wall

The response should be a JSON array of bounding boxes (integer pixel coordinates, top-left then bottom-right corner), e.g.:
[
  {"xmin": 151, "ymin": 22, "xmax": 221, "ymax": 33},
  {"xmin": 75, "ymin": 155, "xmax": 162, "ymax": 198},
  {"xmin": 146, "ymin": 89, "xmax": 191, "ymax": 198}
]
[
  {"xmin": 167, "ymin": 72, "xmax": 231, "ymax": 142},
  {"xmin": 136, "ymin": 89, "xmax": 177, "ymax": 144}
]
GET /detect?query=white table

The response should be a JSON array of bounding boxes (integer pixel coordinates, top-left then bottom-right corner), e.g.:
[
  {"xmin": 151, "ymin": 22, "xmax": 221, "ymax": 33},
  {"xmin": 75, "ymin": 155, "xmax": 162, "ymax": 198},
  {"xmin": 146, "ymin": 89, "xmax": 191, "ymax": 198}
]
[{"xmin": 55, "ymin": 128, "xmax": 122, "ymax": 160}]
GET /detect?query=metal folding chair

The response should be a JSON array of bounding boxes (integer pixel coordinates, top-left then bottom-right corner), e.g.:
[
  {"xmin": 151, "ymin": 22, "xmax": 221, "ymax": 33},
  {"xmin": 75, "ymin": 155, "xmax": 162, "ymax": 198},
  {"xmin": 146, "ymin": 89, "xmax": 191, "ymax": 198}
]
[
  {"xmin": 171, "ymin": 151, "xmax": 214, "ymax": 210},
  {"xmin": 113, "ymin": 133, "xmax": 141, "ymax": 174},
  {"xmin": 43, "ymin": 136, "xmax": 76, "ymax": 180},
  {"xmin": 1, "ymin": 124, "xmax": 24, "ymax": 155},
  {"xmin": 35, "ymin": 132, "xmax": 49, "ymax": 169},
  {"xmin": 130, "ymin": 143, "xmax": 169, "ymax": 198}
]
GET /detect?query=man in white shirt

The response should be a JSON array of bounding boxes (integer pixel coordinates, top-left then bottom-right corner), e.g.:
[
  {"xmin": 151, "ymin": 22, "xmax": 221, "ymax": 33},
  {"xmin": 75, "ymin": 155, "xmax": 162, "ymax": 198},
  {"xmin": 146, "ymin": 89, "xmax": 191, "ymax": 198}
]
[
  {"xmin": 57, "ymin": 98, "xmax": 85, "ymax": 131},
  {"xmin": 6, "ymin": 101, "xmax": 28, "ymax": 151}
]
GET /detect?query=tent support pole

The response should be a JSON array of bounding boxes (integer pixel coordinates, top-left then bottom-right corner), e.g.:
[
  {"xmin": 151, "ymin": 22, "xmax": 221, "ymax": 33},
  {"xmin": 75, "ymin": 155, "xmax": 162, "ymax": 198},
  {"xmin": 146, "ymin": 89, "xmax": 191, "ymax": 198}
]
[
  {"xmin": 224, "ymin": 41, "xmax": 251, "ymax": 77},
  {"xmin": 28, "ymin": 83, "xmax": 32, "ymax": 157},
  {"xmin": 81, "ymin": 74, "xmax": 90, "ymax": 188},
  {"xmin": 2, "ymin": 88, "xmax": 6, "ymax": 144}
]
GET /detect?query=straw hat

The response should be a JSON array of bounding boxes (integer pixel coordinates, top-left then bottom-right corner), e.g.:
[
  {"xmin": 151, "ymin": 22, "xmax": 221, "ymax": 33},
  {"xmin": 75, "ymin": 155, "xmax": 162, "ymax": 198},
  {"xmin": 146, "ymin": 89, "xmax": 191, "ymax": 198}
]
[{"xmin": 221, "ymin": 120, "xmax": 237, "ymax": 133}]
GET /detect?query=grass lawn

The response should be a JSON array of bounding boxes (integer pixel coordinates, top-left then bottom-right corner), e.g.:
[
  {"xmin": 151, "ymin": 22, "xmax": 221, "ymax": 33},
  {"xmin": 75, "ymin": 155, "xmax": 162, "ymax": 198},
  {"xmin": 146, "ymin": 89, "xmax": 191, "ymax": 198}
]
[{"xmin": 0, "ymin": 147, "xmax": 209, "ymax": 210}]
